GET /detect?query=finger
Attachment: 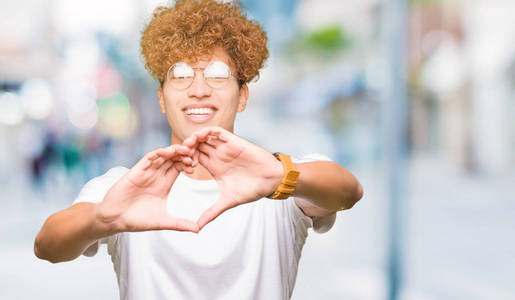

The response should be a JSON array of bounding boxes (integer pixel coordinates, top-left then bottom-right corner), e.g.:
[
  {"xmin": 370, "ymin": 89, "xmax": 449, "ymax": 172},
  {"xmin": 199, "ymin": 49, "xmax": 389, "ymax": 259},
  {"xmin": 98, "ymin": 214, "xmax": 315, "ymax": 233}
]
[
  {"xmin": 196, "ymin": 200, "xmax": 235, "ymax": 230},
  {"xmin": 155, "ymin": 145, "xmax": 191, "ymax": 160},
  {"xmin": 188, "ymin": 146, "xmax": 196, "ymax": 157},
  {"xmin": 191, "ymin": 149, "xmax": 199, "ymax": 167},
  {"xmin": 206, "ymin": 135, "xmax": 224, "ymax": 148},
  {"xmin": 173, "ymin": 144, "xmax": 193, "ymax": 155},
  {"xmin": 145, "ymin": 148, "xmax": 161, "ymax": 161},
  {"xmin": 181, "ymin": 156, "xmax": 193, "ymax": 166},
  {"xmin": 212, "ymin": 128, "xmax": 229, "ymax": 142},
  {"xmin": 143, "ymin": 155, "xmax": 164, "ymax": 171},
  {"xmin": 153, "ymin": 147, "xmax": 176, "ymax": 160},
  {"xmin": 142, "ymin": 159, "xmax": 152, "ymax": 170},
  {"xmin": 165, "ymin": 154, "xmax": 193, "ymax": 166},
  {"xmin": 184, "ymin": 128, "xmax": 223, "ymax": 155},
  {"xmin": 160, "ymin": 217, "xmax": 200, "ymax": 233},
  {"xmin": 172, "ymin": 161, "xmax": 194, "ymax": 174},
  {"xmin": 198, "ymin": 143, "xmax": 216, "ymax": 156},
  {"xmin": 165, "ymin": 163, "xmax": 180, "ymax": 182},
  {"xmin": 191, "ymin": 127, "xmax": 223, "ymax": 144},
  {"xmin": 182, "ymin": 134, "xmax": 198, "ymax": 149},
  {"xmin": 203, "ymin": 126, "xmax": 228, "ymax": 142},
  {"xmin": 198, "ymin": 131, "xmax": 223, "ymax": 144},
  {"xmin": 198, "ymin": 151, "xmax": 210, "ymax": 167},
  {"xmin": 181, "ymin": 146, "xmax": 198, "ymax": 166},
  {"xmin": 139, "ymin": 149, "xmax": 162, "ymax": 170},
  {"xmin": 160, "ymin": 159, "xmax": 174, "ymax": 172},
  {"xmin": 149, "ymin": 157, "xmax": 166, "ymax": 170}
]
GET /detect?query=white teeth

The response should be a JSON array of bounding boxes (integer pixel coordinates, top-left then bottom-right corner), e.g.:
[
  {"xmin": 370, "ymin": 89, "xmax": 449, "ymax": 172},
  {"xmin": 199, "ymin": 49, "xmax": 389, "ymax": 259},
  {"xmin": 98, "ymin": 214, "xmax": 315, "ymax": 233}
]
[{"xmin": 185, "ymin": 108, "xmax": 213, "ymax": 115}]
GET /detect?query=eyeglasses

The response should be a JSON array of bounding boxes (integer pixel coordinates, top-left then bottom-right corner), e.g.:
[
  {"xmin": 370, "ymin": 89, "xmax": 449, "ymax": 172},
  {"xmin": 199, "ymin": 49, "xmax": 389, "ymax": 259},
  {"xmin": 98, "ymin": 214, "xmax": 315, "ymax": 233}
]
[{"xmin": 166, "ymin": 61, "xmax": 234, "ymax": 90}]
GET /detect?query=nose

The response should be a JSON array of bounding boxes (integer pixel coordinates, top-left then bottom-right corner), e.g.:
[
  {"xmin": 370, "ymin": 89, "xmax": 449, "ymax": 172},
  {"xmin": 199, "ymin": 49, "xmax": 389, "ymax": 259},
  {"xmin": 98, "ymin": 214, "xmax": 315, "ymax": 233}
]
[{"xmin": 187, "ymin": 71, "xmax": 212, "ymax": 99}]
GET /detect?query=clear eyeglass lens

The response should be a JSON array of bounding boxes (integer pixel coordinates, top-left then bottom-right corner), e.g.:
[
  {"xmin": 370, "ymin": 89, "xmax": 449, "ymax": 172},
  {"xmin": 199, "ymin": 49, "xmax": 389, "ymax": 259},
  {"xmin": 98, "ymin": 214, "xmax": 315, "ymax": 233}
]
[
  {"xmin": 168, "ymin": 61, "xmax": 231, "ymax": 89},
  {"xmin": 170, "ymin": 63, "xmax": 195, "ymax": 90},
  {"xmin": 204, "ymin": 61, "xmax": 230, "ymax": 88}
]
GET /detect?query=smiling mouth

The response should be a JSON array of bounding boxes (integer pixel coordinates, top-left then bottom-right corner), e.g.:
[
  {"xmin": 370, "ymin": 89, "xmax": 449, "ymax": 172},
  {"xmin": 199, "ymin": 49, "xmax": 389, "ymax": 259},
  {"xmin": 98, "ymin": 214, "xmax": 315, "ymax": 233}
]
[
  {"xmin": 184, "ymin": 107, "xmax": 214, "ymax": 115},
  {"xmin": 183, "ymin": 106, "xmax": 216, "ymax": 123}
]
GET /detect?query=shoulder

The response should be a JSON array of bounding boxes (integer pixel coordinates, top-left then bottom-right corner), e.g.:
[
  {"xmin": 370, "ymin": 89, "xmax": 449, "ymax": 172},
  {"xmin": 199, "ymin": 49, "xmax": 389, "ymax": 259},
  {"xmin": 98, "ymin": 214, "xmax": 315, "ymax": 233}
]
[
  {"xmin": 102, "ymin": 166, "xmax": 130, "ymax": 179},
  {"xmin": 73, "ymin": 166, "xmax": 129, "ymax": 204},
  {"xmin": 291, "ymin": 153, "xmax": 332, "ymax": 163},
  {"xmin": 84, "ymin": 166, "xmax": 130, "ymax": 190}
]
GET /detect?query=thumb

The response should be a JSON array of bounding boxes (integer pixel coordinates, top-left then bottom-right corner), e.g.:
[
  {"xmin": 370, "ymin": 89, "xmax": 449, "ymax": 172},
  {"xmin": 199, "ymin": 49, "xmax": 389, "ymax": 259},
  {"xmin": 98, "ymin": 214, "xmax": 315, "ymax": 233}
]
[
  {"xmin": 158, "ymin": 216, "xmax": 200, "ymax": 233},
  {"xmin": 196, "ymin": 199, "xmax": 236, "ymax": 230}
]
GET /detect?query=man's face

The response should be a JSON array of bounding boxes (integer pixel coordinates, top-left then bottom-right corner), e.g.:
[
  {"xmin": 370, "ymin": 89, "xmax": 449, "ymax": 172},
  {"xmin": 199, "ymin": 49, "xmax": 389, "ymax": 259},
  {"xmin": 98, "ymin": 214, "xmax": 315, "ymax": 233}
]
[{"xmin": 158, "ymin": 48, "xmax": 248, "ymax": 144}]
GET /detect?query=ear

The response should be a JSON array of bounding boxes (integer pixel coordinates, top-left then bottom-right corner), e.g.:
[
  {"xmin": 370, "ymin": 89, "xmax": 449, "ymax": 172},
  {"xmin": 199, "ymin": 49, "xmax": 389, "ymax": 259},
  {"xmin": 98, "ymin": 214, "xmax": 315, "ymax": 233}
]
[
  {"xmin": 237, "ymin": 84, "xmax": 249, "ymax": 112},
  {"xmin": 158, "ymin": 86, "xmax": 166, "ymax": 114}
]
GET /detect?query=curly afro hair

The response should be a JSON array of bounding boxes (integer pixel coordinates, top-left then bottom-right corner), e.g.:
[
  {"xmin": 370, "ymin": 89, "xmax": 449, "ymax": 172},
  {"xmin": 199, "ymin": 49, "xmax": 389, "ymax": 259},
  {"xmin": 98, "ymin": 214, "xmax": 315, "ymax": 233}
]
[{"xmin": 140, "ymin": 0, "xmax": 269, "ymax": 86}]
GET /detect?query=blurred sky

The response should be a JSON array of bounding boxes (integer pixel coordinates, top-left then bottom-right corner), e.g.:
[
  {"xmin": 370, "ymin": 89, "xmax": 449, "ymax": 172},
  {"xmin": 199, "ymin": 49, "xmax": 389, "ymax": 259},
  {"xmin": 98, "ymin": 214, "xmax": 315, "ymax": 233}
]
[{"xmin": 1, "ymin": 0, "xmax": 514, "ymax": 299}]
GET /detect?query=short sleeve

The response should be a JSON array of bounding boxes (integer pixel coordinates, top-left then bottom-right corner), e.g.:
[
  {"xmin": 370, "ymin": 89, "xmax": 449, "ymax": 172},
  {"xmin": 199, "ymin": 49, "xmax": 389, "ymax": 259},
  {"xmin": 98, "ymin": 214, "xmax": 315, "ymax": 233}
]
[
  {"xmin": 290, "ymin": 154, "xmax": 337, "ymax": 234},
  {"xmin": 73, "ymin": 166, "xmax": 129, "ymax": 204},
  {"xmin": 73, "ymin": 166, "xmax": 129, "ymax": 256},
  {"xmin": 285, "ymin": 197, "xmax": 313, "ymax": 236}
]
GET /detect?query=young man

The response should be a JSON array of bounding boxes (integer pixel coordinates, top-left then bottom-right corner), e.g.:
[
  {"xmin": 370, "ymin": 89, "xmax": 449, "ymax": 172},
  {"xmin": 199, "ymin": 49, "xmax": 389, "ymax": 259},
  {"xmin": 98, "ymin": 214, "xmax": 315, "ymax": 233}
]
[{"xmin": 34, "ymin": 1, "xmax": 363, "ymax": 299}]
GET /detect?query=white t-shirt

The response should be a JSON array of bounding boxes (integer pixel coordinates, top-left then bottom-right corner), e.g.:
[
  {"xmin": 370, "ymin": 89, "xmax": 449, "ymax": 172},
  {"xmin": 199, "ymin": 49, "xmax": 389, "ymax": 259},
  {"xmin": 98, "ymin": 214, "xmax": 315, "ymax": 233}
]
[{"xmin": 74, "ymin": 156, "xmax": 336, "ymax": 300}]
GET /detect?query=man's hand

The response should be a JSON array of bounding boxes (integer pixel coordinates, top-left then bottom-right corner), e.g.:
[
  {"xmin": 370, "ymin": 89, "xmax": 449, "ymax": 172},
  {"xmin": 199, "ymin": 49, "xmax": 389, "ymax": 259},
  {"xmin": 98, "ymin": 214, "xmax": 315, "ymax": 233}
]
[
  {"xmin": 182, "ymin": 127, "xmax": 284, "ymax": 229},
  {"xmin": 98, "ymin": 145, "xmax": 200, "ymax": 233}
]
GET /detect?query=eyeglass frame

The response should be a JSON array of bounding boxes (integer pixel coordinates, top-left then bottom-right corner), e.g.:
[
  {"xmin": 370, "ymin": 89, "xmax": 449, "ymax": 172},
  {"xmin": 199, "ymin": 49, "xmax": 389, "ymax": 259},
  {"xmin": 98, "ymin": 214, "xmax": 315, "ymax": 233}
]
[{"xmin": 164, "ymin": 61, "xmax": 242, "ymax": 90}]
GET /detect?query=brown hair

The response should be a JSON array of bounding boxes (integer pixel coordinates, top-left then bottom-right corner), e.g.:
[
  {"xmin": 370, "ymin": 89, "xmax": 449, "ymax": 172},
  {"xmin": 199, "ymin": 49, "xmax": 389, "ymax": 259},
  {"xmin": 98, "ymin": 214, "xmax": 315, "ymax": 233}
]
[{"xmin": 140, "ymin": 0, "xmax": 269, "ymax": 86}]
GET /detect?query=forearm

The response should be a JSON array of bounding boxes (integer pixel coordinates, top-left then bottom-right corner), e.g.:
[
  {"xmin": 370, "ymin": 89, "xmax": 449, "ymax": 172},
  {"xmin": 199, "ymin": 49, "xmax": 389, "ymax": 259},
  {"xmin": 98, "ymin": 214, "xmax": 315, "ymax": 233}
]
[
  {"xmin": 292, "ymin": 161, "xmax": 363, "ymax": 214},
  {"xmin": 34, "ymin": 202, "xmax": 114, "ymax": 263}
]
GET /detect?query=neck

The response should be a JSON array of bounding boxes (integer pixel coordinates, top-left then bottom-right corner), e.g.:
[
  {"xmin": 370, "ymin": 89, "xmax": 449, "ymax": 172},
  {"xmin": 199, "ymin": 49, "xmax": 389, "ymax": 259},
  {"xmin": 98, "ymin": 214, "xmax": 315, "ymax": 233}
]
[{"xmin": 189, "ymin": 163, "xmax": 213, "ymax": 180}]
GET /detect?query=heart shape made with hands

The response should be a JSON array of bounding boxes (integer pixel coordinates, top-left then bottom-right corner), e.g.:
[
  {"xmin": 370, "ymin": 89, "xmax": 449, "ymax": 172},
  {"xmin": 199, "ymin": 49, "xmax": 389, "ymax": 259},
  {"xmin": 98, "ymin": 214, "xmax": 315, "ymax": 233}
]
[{"xmin": 150, "ymin": 126, "xmax": 284, "ymax": 231}]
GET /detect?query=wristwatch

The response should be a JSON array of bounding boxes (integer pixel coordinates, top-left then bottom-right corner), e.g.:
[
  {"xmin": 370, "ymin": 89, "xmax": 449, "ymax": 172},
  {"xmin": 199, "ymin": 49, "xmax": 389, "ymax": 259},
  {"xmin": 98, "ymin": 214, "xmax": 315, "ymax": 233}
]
[{"xmin": 267, "ymin": 153, "xmax": 300, "ymax": 200}]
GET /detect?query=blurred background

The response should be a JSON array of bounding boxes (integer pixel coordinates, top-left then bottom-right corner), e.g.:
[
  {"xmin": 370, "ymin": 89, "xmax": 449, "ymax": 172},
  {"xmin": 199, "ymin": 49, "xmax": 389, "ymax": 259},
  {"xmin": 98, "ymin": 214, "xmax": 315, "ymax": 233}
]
[{"xmin": 1, "ymin": 0, "xmax": 514, "ymax": 299}]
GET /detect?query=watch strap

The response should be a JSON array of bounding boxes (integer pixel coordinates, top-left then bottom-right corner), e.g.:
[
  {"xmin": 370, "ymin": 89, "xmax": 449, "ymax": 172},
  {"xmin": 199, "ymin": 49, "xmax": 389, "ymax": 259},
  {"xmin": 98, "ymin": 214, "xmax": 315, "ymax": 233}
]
[{"xmin": 267, "ymin": 153, "xmax": 300, "ymax": 200}]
